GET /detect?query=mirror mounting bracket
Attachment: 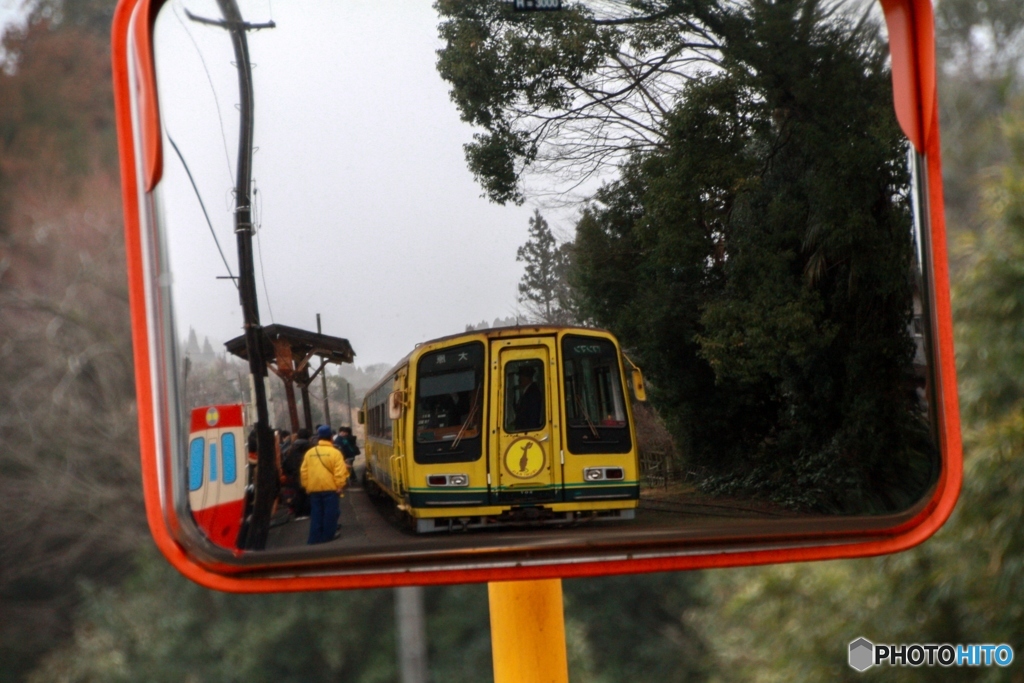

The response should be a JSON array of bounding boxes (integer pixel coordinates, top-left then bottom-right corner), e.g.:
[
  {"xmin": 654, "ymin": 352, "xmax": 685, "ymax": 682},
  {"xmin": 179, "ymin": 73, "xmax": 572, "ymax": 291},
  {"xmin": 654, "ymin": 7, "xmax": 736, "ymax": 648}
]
[{"xmin": 183, "ymin": 8, "xmax": 276, "ymax": 31}]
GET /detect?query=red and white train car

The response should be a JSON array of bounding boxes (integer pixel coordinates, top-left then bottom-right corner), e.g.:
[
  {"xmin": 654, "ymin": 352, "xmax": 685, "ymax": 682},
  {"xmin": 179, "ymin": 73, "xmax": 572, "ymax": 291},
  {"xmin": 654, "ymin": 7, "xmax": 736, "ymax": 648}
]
[{"xmin": 187, "ymin": 404, "xmax": 247, "ymax": 549}]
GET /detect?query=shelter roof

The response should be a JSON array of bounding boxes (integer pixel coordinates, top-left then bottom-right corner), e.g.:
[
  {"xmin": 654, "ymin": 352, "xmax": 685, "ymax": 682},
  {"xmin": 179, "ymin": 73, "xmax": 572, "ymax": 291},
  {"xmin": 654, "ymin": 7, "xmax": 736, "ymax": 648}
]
[{"xmin": 224, "ymin": 324, "xmax": 355, "ymax": 365}]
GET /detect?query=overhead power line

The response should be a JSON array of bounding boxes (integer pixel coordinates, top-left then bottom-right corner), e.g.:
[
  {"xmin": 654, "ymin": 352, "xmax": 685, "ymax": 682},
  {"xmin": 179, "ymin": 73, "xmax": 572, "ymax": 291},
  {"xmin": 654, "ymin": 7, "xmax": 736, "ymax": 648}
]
[
  {"xmin": 173, "ymin": 1, "xmax": 235, "ymax": 183},
  {"xmin": 167, "ymin": 135, "xmax": 237, "ymax": 287}
]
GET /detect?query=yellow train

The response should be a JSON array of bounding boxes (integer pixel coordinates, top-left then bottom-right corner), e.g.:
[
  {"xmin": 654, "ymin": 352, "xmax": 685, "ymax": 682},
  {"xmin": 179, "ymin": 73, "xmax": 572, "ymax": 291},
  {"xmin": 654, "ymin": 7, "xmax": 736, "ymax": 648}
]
[{"xmin": 359, "ymin": 325, "xmax": 647, "ymax": 532}]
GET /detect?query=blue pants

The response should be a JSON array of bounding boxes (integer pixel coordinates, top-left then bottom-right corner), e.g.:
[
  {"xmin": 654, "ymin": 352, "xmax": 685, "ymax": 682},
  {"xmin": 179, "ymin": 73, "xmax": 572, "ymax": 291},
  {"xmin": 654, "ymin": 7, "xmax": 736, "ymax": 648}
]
[{"xmin": 307, "ymin": 491, "xmax": 340, "ymax": 545}]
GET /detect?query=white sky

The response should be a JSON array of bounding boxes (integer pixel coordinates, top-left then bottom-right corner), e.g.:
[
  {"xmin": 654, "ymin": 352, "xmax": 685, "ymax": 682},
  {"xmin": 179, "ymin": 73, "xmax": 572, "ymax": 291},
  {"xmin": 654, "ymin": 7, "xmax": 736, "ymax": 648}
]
[{"xmin": 154, "ymin": 0, "xmax": 569, "ymax": 367}]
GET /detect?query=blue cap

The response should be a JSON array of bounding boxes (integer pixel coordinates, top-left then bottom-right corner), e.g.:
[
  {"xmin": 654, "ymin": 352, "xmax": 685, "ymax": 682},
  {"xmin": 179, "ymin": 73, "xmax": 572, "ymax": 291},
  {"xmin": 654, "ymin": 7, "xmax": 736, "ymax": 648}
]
[{"xmin": 317, "ymin": 425, "xmax": 333, "ymax": 440}]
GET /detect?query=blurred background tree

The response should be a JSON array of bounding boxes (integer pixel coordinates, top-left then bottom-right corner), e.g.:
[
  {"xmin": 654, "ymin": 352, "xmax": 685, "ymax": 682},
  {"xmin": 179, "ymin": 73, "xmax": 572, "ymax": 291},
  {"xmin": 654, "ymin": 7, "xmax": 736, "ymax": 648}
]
[
  {"xmin": 0, "ymin": 3, "xmax": 144, "ymax": 679},
  {"xmin": 4, "ymin": 0, "xmax": 1024, "ymax": 680},
  {"xmin": 694, "ymin": 103, "xmax": 1024, "ymax": 683}
]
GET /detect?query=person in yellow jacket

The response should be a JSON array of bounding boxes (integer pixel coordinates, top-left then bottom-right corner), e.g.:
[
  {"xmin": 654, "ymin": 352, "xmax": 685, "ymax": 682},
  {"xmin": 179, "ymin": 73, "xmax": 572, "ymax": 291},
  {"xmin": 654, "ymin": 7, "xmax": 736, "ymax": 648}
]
[{"xmin": 300, "ymin": 425, "xmax": 349, "ymax": 544}]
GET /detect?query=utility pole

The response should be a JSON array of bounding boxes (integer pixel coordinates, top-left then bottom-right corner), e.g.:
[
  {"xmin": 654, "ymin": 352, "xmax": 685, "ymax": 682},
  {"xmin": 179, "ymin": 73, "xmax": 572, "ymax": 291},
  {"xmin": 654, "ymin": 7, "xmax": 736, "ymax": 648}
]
[
  {"xmin": 317, "ymin": 313, "xmax": 331, "ymax": 428},
  {"xmin": 189, "ymin": 0, "xmax": 275, "ymax": 549},
  {"xmin": 395, "ymin": 586, "xmax": 428, "ymax": 683},
  {"xmin": 346, "ymin": 381, "xmax": 353, "ymax": 427}
]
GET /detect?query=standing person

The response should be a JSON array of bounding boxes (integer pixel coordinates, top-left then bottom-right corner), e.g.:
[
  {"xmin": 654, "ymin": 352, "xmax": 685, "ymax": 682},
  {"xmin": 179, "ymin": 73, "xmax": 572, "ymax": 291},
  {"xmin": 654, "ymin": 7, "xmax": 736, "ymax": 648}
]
[
  {"xmin": 300, "ymin": 425, "xmax": 348, "ymax": 544},
  {"xmin": 333, "ymin": 426, "xmax": 360, "ymax": 469},
  {"xmin": 514, "ymin": 365, "xmax": 543, "ymax": 431},
  {"xmin": 235, "ymin": 428, "xmax": 260, "ymax": 548},
  {"xmin": 281, "ymin": 428, "xmax": 311, "ymax": 519},
  {"xmin": 246, "ymin": 428, "xmax": 281, "ymax": 511},
  {"xmin": 272, "ymin": 429, "xmax": 290, "ymax": 513}
]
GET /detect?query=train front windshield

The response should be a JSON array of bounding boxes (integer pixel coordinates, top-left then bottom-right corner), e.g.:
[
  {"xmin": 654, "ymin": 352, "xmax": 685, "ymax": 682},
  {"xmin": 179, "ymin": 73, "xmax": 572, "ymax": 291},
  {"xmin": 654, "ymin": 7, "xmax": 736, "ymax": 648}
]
[
  {"xmin": 562, "ymin": 335, "xmax": 632, "ymax": 454},
  {"xmin": 414, "ymin": 342, "xmax": 485, "ymax": 463}
]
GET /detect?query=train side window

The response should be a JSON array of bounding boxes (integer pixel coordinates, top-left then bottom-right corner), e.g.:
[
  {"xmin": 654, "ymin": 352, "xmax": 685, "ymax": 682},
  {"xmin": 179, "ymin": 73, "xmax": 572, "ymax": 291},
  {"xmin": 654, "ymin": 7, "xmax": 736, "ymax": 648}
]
[
  {"xmin": 188, "ymin": 437, "xmax": 204, "ymax": 491},
  {"xmin": 209, "ymin": 440, "xmax": 218, "ymax": 483},
  {"xmin": 385, "ymin": 391, "xmax": 393, "ymax": 440},
  {"xmin": 221, "ymin": 433, "xmax": 237, "ymax": 484}
]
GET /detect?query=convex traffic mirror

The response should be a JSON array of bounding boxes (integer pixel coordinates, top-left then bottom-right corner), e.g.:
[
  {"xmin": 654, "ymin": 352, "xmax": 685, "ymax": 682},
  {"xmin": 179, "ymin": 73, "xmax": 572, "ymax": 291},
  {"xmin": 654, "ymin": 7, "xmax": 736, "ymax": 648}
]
[{"xmin": 113, "ymin": 0, "xmax": 961, "ymax": 590}]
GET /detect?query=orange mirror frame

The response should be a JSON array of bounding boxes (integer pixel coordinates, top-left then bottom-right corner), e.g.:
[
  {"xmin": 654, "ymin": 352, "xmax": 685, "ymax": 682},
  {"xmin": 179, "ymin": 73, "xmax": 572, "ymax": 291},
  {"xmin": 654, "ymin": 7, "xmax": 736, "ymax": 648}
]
[{"xmin": 112, "ymin": 0, "xmax": 961, "ymax": 591}]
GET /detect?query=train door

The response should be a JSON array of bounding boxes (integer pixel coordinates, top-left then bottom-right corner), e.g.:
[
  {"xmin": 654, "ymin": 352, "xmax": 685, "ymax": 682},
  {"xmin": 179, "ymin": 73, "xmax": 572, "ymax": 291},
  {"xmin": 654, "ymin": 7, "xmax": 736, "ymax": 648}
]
[
  {"xmin": 488, "ymin": 338, "xmax": 563, "ymax": 506},
  {"xmin": 392, "ymin": 369, "xmax": 407, "ymax": 497}
]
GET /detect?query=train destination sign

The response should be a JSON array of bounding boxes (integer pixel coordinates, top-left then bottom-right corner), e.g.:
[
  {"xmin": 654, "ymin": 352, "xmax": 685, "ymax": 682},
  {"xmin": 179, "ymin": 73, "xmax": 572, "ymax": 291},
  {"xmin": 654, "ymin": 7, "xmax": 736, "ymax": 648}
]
[{"xmin": 112, "ymin": 0, "xmax": 960, "ymax": 591}]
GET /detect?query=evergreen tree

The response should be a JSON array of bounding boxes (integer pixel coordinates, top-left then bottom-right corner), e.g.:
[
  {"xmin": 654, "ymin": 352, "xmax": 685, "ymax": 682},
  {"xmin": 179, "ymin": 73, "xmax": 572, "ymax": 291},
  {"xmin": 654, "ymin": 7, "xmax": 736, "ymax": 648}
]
[
  {"xmin": 438, "ymin": 0, "xmax": 934, "ymax": 512},
  {"xmin": 570, "ymin": 0, "xmax": 932, "ymax": 513},
  {"xmin": 517, "ymin": 210, "xmax": 575, "ymax": 325}
]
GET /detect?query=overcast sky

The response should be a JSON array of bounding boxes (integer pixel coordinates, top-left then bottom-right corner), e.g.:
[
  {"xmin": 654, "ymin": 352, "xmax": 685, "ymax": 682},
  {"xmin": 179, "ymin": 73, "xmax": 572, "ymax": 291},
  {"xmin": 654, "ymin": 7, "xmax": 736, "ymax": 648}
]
[{"xmin": 154, "ymin": 0, "xmax": 576, "ymax": 368}]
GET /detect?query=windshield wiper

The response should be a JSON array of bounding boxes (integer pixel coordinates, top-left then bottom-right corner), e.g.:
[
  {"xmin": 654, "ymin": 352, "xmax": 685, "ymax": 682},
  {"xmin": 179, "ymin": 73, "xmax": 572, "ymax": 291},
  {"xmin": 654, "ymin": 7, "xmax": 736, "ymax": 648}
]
[
  {"xmin": 573, "ymin": 392, "xmax": 600, "ymax": 438},
  {"xmin": 452, "ymin": 386, "xmax": 482, "ymax": 449}
]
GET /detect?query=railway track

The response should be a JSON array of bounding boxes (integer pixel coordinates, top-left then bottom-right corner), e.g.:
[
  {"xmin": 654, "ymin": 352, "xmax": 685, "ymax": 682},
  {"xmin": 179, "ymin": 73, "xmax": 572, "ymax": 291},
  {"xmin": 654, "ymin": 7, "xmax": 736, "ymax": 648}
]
[{"xmin": 639, "ymin": 495, "xmax": 796, "ymax": 519}]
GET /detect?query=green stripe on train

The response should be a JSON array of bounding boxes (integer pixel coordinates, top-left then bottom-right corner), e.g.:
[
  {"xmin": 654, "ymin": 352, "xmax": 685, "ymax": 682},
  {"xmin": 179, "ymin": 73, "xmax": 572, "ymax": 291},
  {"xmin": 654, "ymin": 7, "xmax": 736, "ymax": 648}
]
[
  {"xmin": 408, "ymin": 484, "xmax": 639, "ymax": 507},
  {"xmin": 407, "ymin": 481, "xmax": 639, "ymax": 493}
]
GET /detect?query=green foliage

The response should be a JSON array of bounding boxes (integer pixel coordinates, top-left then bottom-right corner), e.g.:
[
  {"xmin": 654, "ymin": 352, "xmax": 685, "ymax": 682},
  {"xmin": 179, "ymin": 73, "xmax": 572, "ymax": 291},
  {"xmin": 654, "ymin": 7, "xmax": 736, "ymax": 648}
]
[
  {"xmin": 423, "ymin": 584, "xmax": 493, "ymax": 683},
  {"xmin": 436, "ymin": 0, "xmax": 668, "ymax": 203},
  {"xmin": 438, "ymin": 0, "xmax": 935, "ymax": 513},
  {"xmin": 517, "ymin": 210, "xmax": 576, "ymax": 324},
  {"xmin": 691, "ymin": 102, "xmax": 1024, "ymax": 683},
  {"xmin": 563, "ymin": 573, "xmax": 708, "ymax": 683},
  {"xmin": 29, "ymin": 556, "xmax": 712, "ymax": 683},
  {"xmin": 953, "ymin": 115, "xmax": 1024, "ymax": 424},
  {"xmin": 29, "ymin": 551, "xmax": 399, "ymax": 683},
  {"xmin": 570, "ymin": 0, "xmax": 932, "ymax": 513},
  {"xmin": 436, "ymin": 0, "xmax": 616, "ymax": 203},
  {"xmin": 464, "ymin": 124, "xmax": 537, "ymax": 205},
  {"xmin": 944, "ymin": 109, "xmax": 1024, "ymax": 642},
  {"xmin": 935, "ymin": 0, "xmax": 1024, "ymax": 248},
  {"xmin": 697, "ymin": 553, "xmax": 972, "ymax": 683}
]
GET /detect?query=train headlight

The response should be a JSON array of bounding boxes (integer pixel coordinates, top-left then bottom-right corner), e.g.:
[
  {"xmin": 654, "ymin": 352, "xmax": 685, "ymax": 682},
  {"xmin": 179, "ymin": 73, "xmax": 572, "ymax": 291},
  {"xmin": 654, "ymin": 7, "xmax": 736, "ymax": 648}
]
[
  {"xmin": 583, "ymin": 467, "xmax": 625, "ymax": 481},
  {"xmin": 426, "ymin": 474, "xmax": 469, "ymax": 487}
]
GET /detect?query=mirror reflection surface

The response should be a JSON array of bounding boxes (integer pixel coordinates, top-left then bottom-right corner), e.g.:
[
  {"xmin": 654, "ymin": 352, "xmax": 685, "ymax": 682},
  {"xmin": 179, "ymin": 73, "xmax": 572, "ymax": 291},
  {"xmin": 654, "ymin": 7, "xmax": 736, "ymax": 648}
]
[{"xmin": 150, "ymin": 0, "xmax": 940, "ymax": 560}]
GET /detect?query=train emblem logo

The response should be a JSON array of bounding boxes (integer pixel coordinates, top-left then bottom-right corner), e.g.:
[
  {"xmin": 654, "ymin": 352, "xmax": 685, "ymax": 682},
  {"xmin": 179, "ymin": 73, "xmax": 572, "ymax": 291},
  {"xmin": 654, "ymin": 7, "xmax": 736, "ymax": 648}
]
[
  {"xmin": 504, "ymin": 437, "xmax": 545, "ymax": 479},
  {"xmin": 205, "ymin": 406, "xmax": 220, "ymax": 427}
]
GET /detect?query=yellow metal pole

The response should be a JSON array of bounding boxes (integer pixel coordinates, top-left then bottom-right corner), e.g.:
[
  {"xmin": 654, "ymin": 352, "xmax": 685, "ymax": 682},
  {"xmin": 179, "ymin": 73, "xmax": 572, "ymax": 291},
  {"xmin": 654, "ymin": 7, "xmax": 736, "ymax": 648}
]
[{"xmin": 488, "ymin": 579, "xmax": 570, "ymax": 683}]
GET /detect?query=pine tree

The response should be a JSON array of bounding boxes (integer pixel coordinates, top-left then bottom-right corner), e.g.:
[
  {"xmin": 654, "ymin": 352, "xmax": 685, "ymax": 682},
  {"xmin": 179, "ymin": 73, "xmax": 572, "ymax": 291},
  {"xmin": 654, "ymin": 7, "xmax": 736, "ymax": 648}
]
[{"xmin": 516, "ymin": 210, "xmax": 574, "ymax": 325}]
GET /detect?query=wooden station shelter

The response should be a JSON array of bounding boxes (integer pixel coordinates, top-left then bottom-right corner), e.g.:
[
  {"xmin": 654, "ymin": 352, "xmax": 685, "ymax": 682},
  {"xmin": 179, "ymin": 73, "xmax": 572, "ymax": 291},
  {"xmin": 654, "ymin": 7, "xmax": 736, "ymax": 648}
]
[{"xmin": 225, "ymin": 324, "xmax": 355, "ymax": 433}]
